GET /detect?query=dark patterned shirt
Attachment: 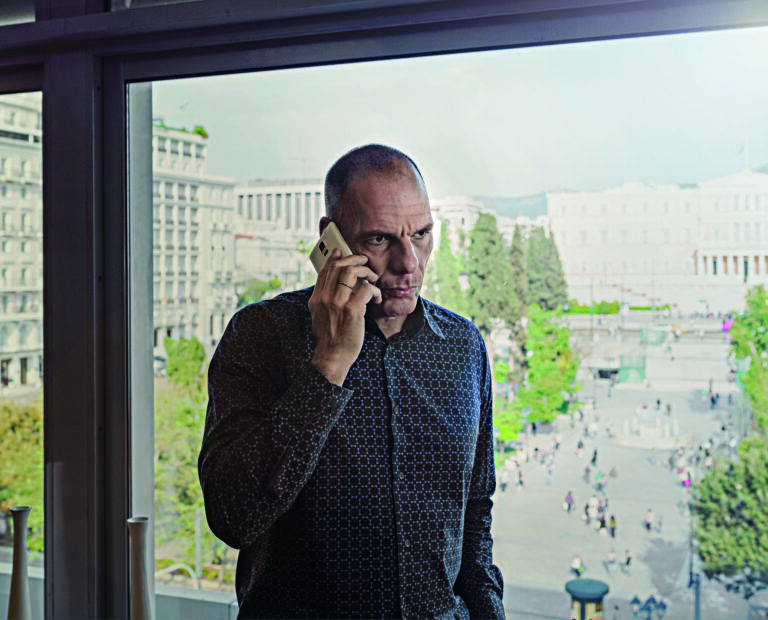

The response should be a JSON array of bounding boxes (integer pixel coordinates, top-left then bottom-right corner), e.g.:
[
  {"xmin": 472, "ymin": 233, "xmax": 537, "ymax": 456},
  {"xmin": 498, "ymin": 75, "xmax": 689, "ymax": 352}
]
[{"xmin": 199, "ymin": 288, "xmax": 504, "ymax": 619}]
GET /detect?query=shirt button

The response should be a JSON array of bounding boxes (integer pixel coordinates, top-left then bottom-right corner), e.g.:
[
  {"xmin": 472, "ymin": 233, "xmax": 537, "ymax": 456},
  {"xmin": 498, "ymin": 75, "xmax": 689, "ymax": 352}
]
[
  {"xmin": 398, "ymin": 471, "xmax": 404, "ymax": 480},
  {"xmin": 404, "ymin": 539, "xmax": 411, "ymax": 548},
  {"xmin": 393, "ymin": 405, "xmax": 399, "ymax": 416}
]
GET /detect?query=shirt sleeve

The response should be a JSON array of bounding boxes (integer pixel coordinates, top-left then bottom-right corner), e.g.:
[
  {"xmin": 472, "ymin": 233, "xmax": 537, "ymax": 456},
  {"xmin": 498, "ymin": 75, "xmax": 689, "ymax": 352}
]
[
  {"xmin": 453, "ymin": 338, "xmax": 506, "ymax": 619},
  {"xmin": 198, "ymin": 304, "xmax": 352, "ymax": 550}
]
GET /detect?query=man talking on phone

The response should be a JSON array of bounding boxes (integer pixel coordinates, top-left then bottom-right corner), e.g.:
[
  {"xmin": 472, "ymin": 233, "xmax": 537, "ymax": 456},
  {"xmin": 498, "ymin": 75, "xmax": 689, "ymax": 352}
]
[{"xmin": 199, "ymin": 144, "xmax": 505, "ymax": 619}]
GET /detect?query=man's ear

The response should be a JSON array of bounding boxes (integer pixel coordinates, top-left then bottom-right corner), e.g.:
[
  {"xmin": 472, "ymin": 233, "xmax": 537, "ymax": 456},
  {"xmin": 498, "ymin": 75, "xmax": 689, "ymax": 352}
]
[{"xmin": 318, "ymin": 216, "xmax": 331, "ymax": 237}]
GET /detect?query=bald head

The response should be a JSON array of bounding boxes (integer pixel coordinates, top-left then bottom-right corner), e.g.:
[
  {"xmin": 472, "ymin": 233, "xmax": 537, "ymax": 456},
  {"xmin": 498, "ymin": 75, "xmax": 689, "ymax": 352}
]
[{"xmin": 324, "ymin": 144, "xmax": 428, "ymax": 229}]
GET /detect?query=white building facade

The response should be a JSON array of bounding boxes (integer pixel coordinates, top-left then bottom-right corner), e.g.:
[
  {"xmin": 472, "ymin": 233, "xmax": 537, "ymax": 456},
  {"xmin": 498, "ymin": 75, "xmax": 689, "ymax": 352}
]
[
  {"xmin": 695, "ymin": 169, "xmax": 768, "ymax": 312},
  {"xmin": 547, "ymin": 170, "xmax": 768, "ymax": 314},
  {"xmin": 152, "ymin": 125, "xmax": 237, "ymax": 355},
  {"xmin": 0, "ymin": 93, "xmax": 43, "ymax": 389},
  {"xmin": 233, "ymin": 179, "xmax": 324, "ymax": 292}
]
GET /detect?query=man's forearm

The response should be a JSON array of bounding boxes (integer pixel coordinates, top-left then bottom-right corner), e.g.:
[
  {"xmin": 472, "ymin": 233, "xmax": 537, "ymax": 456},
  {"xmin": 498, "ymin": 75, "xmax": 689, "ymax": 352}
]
[{"xmin": 199, "ymin": 362, "xmax": 351, "ymax": 548}]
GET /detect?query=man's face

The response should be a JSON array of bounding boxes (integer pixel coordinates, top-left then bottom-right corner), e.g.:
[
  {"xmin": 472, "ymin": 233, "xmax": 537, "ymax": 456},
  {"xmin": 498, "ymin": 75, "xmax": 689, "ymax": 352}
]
[{"xmin": 338, "ymin": 163, "xmax": 433, "ymax": 320}]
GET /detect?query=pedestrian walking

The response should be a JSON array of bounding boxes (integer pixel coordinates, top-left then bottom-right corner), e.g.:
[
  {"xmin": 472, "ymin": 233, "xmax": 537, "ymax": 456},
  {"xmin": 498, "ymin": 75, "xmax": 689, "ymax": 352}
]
[
  {"xmin": 609, "ymin": 514, "xmax": 617, "ymax": 538},
  {"xmin": 564, "ymin": 490, "xmax": 574, "ymax": 513},
  {"xmin": 583, "ymin": 466, "xmax": 591, "ymax": 484},
  {"xmin": 576, "ymin": 438, "xmax": 584, "ymax": 457},
  {"xmin": 643, "ymin": 508, "xmax": 654, "ymax": 533},
  {"xmin": 591, "ymin": 449, "xmax": 598, "ymax": 466},
  {"xmin": 666, "ymin": 403, "xmax": 671, "ymax": 416},
  {"xmin": 622, "ymin": 549, "xmax": 632, "ymax": 574},
  {"xmin": 570, "ymin": 553, "xmax": 585, "ymax": 578},
  {"xmin": 603, "ymin": 548, "xmax": 617, "ymax": 575}
]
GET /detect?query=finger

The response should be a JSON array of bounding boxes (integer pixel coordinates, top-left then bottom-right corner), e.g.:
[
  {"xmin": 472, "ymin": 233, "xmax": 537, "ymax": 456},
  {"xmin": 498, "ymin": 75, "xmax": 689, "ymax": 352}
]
[
  {"xmin": 355, "ymin": 280, "xmax": 382, "ymax": 305},
  {"xmin": 333, "ymin": 264, "xmax": 379, "ymax": 289}
]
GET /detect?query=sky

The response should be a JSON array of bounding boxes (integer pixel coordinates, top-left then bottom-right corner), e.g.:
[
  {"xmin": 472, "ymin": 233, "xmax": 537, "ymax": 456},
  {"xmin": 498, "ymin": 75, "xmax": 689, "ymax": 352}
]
[{"xmin": 152, "ymin": 25, "xmax": 768, "ymax": 200}]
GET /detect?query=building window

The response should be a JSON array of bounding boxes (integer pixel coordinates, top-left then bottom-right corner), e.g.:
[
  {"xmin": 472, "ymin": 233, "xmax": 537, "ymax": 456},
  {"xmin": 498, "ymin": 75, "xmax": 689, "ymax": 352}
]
[
  {"xmin": 257, "ymin": 194, "xmax": 263, "ymax": 220},
  {"xmin": 247, "ymin": 195, "xmax": 253, "ymax": 219}
]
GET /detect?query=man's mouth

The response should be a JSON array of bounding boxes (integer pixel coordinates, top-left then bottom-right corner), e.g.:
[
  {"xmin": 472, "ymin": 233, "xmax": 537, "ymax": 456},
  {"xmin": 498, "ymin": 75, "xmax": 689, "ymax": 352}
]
[{"xmin": 381, "ymin": 286, "xmax": 416, "ymax": 299}]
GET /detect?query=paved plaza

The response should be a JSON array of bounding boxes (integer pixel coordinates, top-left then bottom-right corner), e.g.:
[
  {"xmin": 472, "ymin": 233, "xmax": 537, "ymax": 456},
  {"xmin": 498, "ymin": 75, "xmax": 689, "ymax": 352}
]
[{"xmin": 491, "ymin": 331, "xmax": 768, "ymax": 619}]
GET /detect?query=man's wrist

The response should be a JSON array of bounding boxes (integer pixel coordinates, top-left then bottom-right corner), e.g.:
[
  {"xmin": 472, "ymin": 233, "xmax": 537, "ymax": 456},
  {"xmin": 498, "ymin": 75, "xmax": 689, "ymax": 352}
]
[{"xmin": 310, "ymin": 352, "xmax": 352, "ymax": 386}]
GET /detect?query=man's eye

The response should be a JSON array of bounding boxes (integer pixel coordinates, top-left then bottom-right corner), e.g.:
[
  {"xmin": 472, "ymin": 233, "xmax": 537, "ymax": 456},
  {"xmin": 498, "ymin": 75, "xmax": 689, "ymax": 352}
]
[
  {"xmin": 369, "ymin": 235, "xmax": 387, "ymax": 245},
  {"xmin": 413, "ymin": 229, "xmax": 430, "ymax": 240}
]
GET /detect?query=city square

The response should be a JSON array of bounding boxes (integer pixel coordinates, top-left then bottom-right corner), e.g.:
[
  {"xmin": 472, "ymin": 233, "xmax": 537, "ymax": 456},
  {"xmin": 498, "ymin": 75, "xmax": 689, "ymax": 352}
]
[{"xmin": 492, "ymin": 314, "xmax": 767, "ymax": 618}]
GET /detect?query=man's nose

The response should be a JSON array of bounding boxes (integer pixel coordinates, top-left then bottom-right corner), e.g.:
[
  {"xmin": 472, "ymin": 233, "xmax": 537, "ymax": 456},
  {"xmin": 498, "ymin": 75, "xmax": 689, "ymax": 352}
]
[{"xmin": 392, "ymin": 238, "xmax": 419, "ymax": 274}]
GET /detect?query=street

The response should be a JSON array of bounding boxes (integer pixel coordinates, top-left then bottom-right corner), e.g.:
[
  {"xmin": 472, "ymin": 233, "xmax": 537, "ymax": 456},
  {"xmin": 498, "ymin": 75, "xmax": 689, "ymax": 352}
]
[{"xmin": 491, "ymin": 329, "xmax": 768, "ymax": 619}]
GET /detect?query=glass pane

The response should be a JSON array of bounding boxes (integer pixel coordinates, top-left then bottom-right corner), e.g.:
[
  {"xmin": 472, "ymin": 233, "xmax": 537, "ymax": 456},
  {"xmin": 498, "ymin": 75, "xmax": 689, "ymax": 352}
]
[
  {"xmin": 148, "ymin": 25, "xmax": 768, "ymax": 617},
  {"xmin": 0, "ymin": 91, "xmax": 44, "ymax": 616},
  {"xmin": 111, "ymin": 0, "xmax": 204, "ymax": 10},
  {"xmin": 0, "ymin": 0, "xmax": 34, "ymax": 25}
]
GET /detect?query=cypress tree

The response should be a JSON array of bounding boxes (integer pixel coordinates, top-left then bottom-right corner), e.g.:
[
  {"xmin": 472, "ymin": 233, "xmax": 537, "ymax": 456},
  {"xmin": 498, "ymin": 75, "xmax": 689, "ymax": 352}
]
[
  {"xmin": 433, "ymin": 221, "xmax": 468, "ymax": 316},
  {"xmin": 466, "ymin": 212, "xmax": 519, "ymax": 335},
  {"xmin": 526, "ymin": 227, "xmax": 568, "ymax": 311}
]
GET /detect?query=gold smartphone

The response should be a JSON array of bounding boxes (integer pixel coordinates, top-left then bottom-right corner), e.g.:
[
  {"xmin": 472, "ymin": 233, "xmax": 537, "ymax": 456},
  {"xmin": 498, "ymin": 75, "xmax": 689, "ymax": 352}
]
[
  {"xmin": 309, "ymin": 222, "xmax": 364, "ymax": 292},
  {"xmin": 309, "ymin": 221, "xmax": 352, "ymax": 272}
]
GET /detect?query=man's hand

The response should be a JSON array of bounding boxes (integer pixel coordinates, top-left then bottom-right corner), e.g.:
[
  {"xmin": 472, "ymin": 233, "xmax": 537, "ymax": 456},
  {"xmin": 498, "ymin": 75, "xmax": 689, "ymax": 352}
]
[{"xmin": 308, "ymin": 249, "xmax": 382, "ymax": 386}]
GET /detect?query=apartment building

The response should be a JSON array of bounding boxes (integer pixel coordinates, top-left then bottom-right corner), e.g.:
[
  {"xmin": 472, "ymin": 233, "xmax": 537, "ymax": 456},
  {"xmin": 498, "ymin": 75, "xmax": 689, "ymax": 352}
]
[
  {"xmin": 0, "ymin": 93, "xmax": 43, "ymax": 389},
  {"xmin": 152, "ymin": 124, "xmax": 237, "ymax": 355}
]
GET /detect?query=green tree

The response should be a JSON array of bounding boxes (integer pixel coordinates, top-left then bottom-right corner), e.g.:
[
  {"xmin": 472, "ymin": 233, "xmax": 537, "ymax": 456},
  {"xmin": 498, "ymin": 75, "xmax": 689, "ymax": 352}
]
[
  {"xmin": 236, "ymin": 277, "xmax": 281, "ymax": 308},
  {"xmin": 730, "ymin": 285, "xmax": 768, "ymax": 432},
  {"xmin": 155, "ymin": 373, "xmax": 231, "ymax": 572},
  {"xmin": 693, "ymin": 435, "xmax": 768, "ymax": 599},
  {"xmin": 509, "ymin": 225, "xmax": 528, "ymax": 316},
  {"xmin": 433, "ymin": 221, "xmax": 468, "ymax": 315},
  {"xmin": 512, "ymin": 304, "xmax": 579, "ymax": 423},
  {"xmin": 164, "ymin": 336, "xmax": 206, "ymax": 392},
  {"xmin": 493, "ymin": 397, "xmax": 524, "ymax": 442},
  {"xmin": 526, "ymin": 227, "xmax": 567, "ymax": 311},
  {"xmin": 507, "ymin": 225, "xmax": 529, "ymax": 386},
  {"xmin": 156, "ymin": 336, "xmax": 233, "ymax": 576},
  {"xmin": 0, "ymin": 399, "xmax": 44, "ymax": 553},
  {"xmin": 731, "ymin": 285, "xmax": 768, "ymax": 360},
  {"xmin": 466, "ymin": 213, "xmax": 519, "ymax": 334}
]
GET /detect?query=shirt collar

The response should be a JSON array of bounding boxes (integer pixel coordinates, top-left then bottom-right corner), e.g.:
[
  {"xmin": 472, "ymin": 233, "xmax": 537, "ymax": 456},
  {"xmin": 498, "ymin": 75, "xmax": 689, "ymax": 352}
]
[
  {"xmin": 364, "ymin": 297, "xmax": 445, "ymax": 341},
  {"xmin": 418, "ymin": 297, "xmax": 446, "ymax": 340}
]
